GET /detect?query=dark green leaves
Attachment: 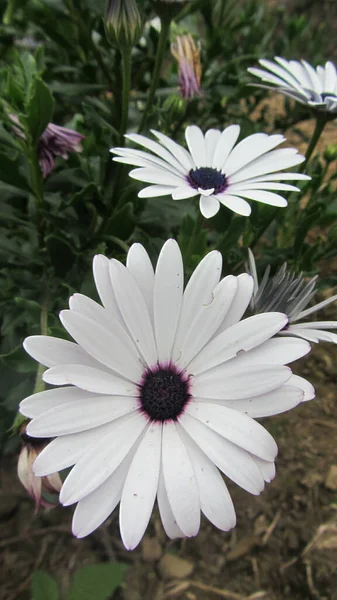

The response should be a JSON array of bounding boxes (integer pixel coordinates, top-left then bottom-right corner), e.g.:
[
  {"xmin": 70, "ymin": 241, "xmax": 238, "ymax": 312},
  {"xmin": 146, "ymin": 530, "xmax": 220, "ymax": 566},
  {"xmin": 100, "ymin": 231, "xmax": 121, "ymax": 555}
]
[{"xmin": 25, "ymin": 77, "xmax": 54, "ymax": 143}]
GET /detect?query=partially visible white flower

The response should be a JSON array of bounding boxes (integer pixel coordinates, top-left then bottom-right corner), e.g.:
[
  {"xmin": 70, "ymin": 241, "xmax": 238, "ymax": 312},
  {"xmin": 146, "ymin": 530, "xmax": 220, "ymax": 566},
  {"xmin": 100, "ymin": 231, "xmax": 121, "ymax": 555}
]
[
  {"xmin": 111, "ymin": 125, "xmax": 310, "ymax": 219},
  {"xmin": 248, "ymin": 249, "xmax": 337, "ymax": 343},
  {"xmin": 248, "ymin": 57, "xmax": 337, "ymax": 114},
  {"xmin": 20, "ymin": 240, "xmax": 313, "ymax": 550}
]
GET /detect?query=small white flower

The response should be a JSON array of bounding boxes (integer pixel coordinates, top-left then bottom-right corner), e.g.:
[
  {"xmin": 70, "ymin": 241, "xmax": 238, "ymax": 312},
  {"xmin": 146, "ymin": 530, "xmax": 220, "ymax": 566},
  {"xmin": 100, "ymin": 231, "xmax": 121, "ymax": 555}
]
[
  {"xmin": 111, "ymin": 125, "xmax": 309, "ymax": 219},
  {"xmin": 248, "ymin": 57, "xmax": 337, "ymax": 114},
  {"xmin": 21, "ymin": 240, "xmax": 314, "ymax": 550},
  {"xmin": 248, "ymin": 249, "xmax": 337, "ymax": 343}
]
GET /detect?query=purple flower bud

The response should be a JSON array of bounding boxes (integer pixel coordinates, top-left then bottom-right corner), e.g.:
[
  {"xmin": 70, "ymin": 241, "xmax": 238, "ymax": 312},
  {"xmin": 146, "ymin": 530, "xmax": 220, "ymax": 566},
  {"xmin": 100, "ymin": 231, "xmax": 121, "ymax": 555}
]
[{"xmin": 171, "ymin": 34, "xmax": 201, "ymax": 99}]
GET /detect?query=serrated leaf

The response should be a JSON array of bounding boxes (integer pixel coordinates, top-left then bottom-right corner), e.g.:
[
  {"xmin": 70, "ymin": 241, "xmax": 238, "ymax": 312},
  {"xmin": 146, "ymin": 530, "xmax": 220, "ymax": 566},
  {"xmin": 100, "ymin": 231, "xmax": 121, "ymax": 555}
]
[
  {"xmin": 66, "ymin": 563, "xmax": 127, "ymax": 600},
  {"xmin": 25, "ymin": 77, "xmax": 54, "ymax": 142},
  {"xmin": 31, "ymin": 570, "xmax": 59, "ymax": 600}
]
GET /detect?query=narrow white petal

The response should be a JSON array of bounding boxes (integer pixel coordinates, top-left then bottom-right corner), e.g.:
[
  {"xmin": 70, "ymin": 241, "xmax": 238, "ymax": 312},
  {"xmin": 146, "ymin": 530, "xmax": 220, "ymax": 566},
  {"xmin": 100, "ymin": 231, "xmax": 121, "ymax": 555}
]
[
  {"xmin": 286, "ymin": 374, "xmax": 315, "ymax": 401},
  {"xmin": 193, "ymin": 365, "xmax": 291, "ymax": 399},
  {"xmin": 172, "ymin": 186, "xmax": 199, "ymax": 200},
  {"xmin": 199, "ymin": 187, "xmax": 215, "ymax": 197},
  {"xmin": 302, "ymin": 60, "xmax": 322, "ymax": 94},
  {"xmin": 185, "ymin": 125, "xmax": 206, "ymax": 167},
  {"xmin": 188, "ymin": 312, "xmax": 288, "ymax": 374},
  {"xmin": 162, "ymin": 422, "xmax": 200, "ymax": 537},
  {"xmin": 125, "ymin": 132, "xmax": 188, "ymax": 174},
  {"xmin": 230, "ymin": 337, "xmax": 311, "ymax": 367},
  {"xmin": 73, "ymin": 454, "xmax": 132, "ymax": 538},
  {"xmin": 129, "ymin": 167, "xmax": 185, "ymax": 187},
  {"xmin": 293, "ymin": 321, "xmax": 337, "ymax": 330},
  {"xmin": 120, "ymin": 423, "xmax": 162, "ymax": 550},
  {"xmin": 205, "ymin": 129, "xmax": 222, "ymax": 164},
  {"xmin": 217, "ymin": 194, "xmax": 252, "ymax": 216},
  {"xmin": 109, "ymin": 260, "xmax": 157, "ymax": 367},
  {"xmin": 289, "ymin": 328, "xmax": 337, "ymax": 344},
  {"xmin": 93, "ymin": 255, "xmax": 120, "ymax": 316},
  {"xmin": 32, "ymin": 422, "xmax": 117, "ymax": 475},
  {"xmin": 223, "ymin": 134, "xmax": 284, "ymax": 176},
  {"xmin": 218, "ymin": 385, "xmax": 304, "ymax": 417},
  {"xmin": 23, "ymin": 336, "xmax": 99, "ymax": 370},
  {"xmin": 180, "ymin": 413, "xmax": 265, "ymax": 495},
  {"xmin": 69, "ymin": 294, "xmax": 114, "ymax": 329},
  {"xmin": 179, "ymin": 427, "xmax": 236, "ymax": 531},
  {"xmin": 60, "ymin": 310, "xmax": 141, "ymax": 381},
  {"xmin": 138, "ymin": 185, "xmax": 176, "ymax": 198},
  {"xmin": 187, "ymin": 402, "xmax": 278, "ymax": 461},
  {"xmin": 20, "ymin": 386, "xmax": 95, "ymax": 419},
  {"xmin": 199, "ymin": 195, "xmax": 220, "ymax": 218},
  {"xmin": 43, "ymin": 364, "xmax": 137, "ymax": 396},
  {"xmin": 324, "ymin": 61, "xmax": 337, "ymax": 93},
  {"xmin": 151, "ymin": 129, "xmax": 194, "ymax": 171},
  {"xmin": 294, "ymin": 294, "xmax": 337, "ymax": 320},
  {"xmin": 235, "ymin": 189, "xmax": 288, "ymax": 207},
  {"xmin": 259, "ymin": 59, "xmax": 306, "ymax": 93},
  {"xmin": 157, "ymin": 469, "xmax": 185, "ymax": 539},
  {"xmin": 229, "ymin": 150, "xmax": 305, "ymax": 184},
  {"xmin": 112, "ymin": 146, "xmax": 183, "ymax": 176},
  {"xmin": 27, "ymin": 396, "xmax": 138, "ymax": 437},
  {"xmin": 127, "ymin": 244, "xmax": 154, "ymax": 317},
  {"xmin": 59, "ymin": 413, "xmax": 147, "ymax": 506},
  {"xmin": 154, "ymin": 240, "xmax": 183, "ymax": 362},
  {"xmin": 252, "ymin": 456, "xmax": 276, "ymax": 483},
  {"xmin": 178, "ymin": 276, "xmax": 237, "ymax": 368},
  {"xmin": 230, "ymin": 182, "xmax": 299, "ymax": 193},
  {"xmin": 244, "ymin": 172, "xmax": 310, "ymax": 183},
  {"xmin": 212, "ymin": 125, "xmax": 241, "ymax": 170},
  {"xmin": 172, "ymin": 251, "xmax": 222, "ymax": 361},
  {"xmin": 217, "ymin": 273, "xmax": 254, "ymax": 332}
]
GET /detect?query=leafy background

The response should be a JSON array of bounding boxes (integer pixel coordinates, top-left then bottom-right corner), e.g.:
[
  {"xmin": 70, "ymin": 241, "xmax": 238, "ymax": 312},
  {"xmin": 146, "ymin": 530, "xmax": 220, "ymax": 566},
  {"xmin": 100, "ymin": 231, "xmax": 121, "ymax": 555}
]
[{"xmin": 0, "ymin": 0, "xmax": 337, "ymax": 598}]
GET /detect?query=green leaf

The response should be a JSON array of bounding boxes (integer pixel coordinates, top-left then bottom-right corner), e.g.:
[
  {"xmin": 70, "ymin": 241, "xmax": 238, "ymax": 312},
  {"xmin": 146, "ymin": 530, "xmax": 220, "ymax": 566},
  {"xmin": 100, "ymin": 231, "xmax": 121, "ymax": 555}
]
[
  {"xmin": 0, "ymin": 345, "xmax": 37, "ymax": 374},
  {"xmin": 104, "ymin": 203, "xmax": 135, "ymax": 240},
  {"xmin": 46, "ymin": 234, "xmax": 77, "ymax": 277},
  {"xmin": 31, "ymin": 570, "xmax": 59, "ymax": 600},
  {"xmin": 0, "ymin": 151, "xmax": 31, "ymax": 191},
  {"xmin": 25, "ymin": 77, "xmax": 54, "ymax": 142},
  {"xmin": 66, "ymin": 563, "xmax": 127, "ymax": 600}
]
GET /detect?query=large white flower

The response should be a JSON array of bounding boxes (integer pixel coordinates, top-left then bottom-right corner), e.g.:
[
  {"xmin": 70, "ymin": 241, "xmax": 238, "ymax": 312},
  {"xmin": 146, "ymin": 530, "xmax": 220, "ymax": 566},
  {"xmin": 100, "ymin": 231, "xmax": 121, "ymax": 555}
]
[
  {"xmin": 248, "ymin": 249, "xmax": 337, "ymax": 343},
  {"xmin": 248, "ymin": 57, "xmax": 337, "ymax": 114},
  {"xmin": 111, "ymin": 125, "xmax": 309, "ymax": 219},
  {"xmin": 21, "ymin": 240, "xmax": 314, "ymax": 550}
]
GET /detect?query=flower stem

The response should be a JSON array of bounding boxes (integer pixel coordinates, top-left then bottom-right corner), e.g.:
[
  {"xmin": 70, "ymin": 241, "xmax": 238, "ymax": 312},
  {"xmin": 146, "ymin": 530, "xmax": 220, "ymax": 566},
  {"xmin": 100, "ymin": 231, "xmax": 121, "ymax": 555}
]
[
  {"xmin": 138, "ymin": 19, "xmax": 171, "ymax": 133},
  {"xmin": 301, "ymin": 115, "xmax": 327, "ymax": 170},
  {"xmin": 120, "ymin": 49, "xmax": 132, "ymax": 144},
  {"xmin": 29, "ymin": 149, "xmax": 44, "ymax": 209}
]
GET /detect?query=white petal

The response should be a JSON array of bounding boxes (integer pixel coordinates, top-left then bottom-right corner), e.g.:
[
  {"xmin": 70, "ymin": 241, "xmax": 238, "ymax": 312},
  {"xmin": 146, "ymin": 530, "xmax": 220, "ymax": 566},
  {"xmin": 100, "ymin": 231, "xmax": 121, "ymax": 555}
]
[
  {"xmin": 212, "ymin": 125, "xmax": 241, "ymax": 170},
  {"xmin": 286, "ymin": 374, "xmax": 315, "ymax": 401},
  {"xmin": 129, "ymin": 167, "xmax": 184, "ymax": 187},
  {"xmin": 259, "ymin": 59, "xmax": 306, "ymax": 93},
  {"xmin": 205, "ymin": 129, "xmax": 221, "ymax": 164},
  {"xmin": 157, "ymin": 469, "xmax": 185, "ymax": 539},
  {"xmin": 193, "ymin": 365, "xmax": 291, "ymax": 399},
  {"xmin": 93, "ymin": 255, "xmax": 120, "ymax": 316},
  {"xmin": 288, "ymin": 328, "xmax": 337, "ymax": 344},
  {"xmin": 223, "ymin": 134, "xmax": 284, "ymax": 176},
  {"xmin": 199, "ymin": 195, "xmax": 220, "ymax": 218},
  {"xmin": 185, "ymin": 125, "xmax": 206, "ymax": 167},
  {"xmin": 302, "ymin": 60, "xmax": 322, "ymax": 94},
  {"xmin": 217, "ymin": 273, "xmax": 254, "ymax": 332},
  {"xmin": 120, "ymin": 423, "xmax": 162, "ymax": 550},
  {"xmin": 230, "ymin": 337, "xmax": 311, "ymax": 367},
  {"xmin": 27, "ymin": 396, "xmax": 138, "ymax": 436},
  {"xmin": 252, "ymin": 456, "xmax": 276, "ymax": 483},
  {"xmin": 324, "ymin": 61, "xmax": 337, "ymax": 93},
  {"xmin": 230, "ymin": 182, "xmax": 299, "ymax": 193},
  {"xmin": 219, "ymin": 384, "xmax": 304, "ymax": 417},
  {"xmin": 172, "ymin": 186, "xmax": 199, "ymax": 200},
  {"xmin": 188, "ymin": 312, "xmax": 288, "ymax": 374},
  {"xmin": 179, "ymin": 426, "xmax": 236, "ymax": 531},
  {"xmin": 161, "ymin": 422, "xmax": 200, "ymax": 537},
  {"xmin": 69, "ymin": 294, "xmax": 115, "ymax": 330},
  {"xmin": 23, "ymin": 336, "xmax": 100, "ymax": 369},
  {"xmin": 217, "ymin": 194, "xmax": 252, "ymax": 216},
  {"xmin": 125, "ymin": 132, "xmax": 188, "ymax": 174},
  {"xmin": 109, "ymin": 260, "xmax": 157, "ymax": 367},
  {"xmin": 112, "ymin": 146, "xmax": 183, "ymax": 176},
  {"xmin": 59, "ymin": 413, "xmax": 147, "ymax": 506},
  {"xmin": 151, "ymin": 130, "xmax": 194, "ymax": 171},
  {"xmin": 177, "ymin": 275, "xmax": 237, "ymax": 368},
  {"xmin": 294, "ymin": 294, "xmax": 337, "ymax": 320},
  {"xmin": 229, "ymin": 149, "xmax": 305, "ymax": 184},
  {"xmin": 172, "ymin": 251, "xmax": 222, "ymax": 361},
  {"xmin": 127, "ymin": 244, "xmax": 154, "ymax": 317},
  {"xmin": 43, "ymin": 364, "xmax": 137, "ymax": 396},
  {"xmin": 60, "ymin": 310, "xmax": 141, "ymax": 381},
  {"xmin": 20, "ymin": 386, "xmax": 95, "ymax": 419},
  {"xmin": 154, "ymin": 240, "xmax": 183, "ymax": 362},
  {"xmin": 199, "ymin": 187, "xmax": 214, "ymax": 197},
  {"xmin": 292, "ymin": 321, "xmax": 337, "ymax": 330},
  {"xmin": 179, "ymin": 413, "xmax": 265, "ymax": 495},
  {"xmin": 138, "ymin": 185, "xmax": 176, "ymax": 198},
  {"xmin": 33, "ymin": 422, "xmax": 117, "ymax": 475},
  {"xmin": 187, "ymin": 402, "xmax": 278, "ymax": 461},
  {"xmin": 235, "ymin": 189, "xmax": 288, "ymax": 207},
  {"xmin": 73, "ymin": 453, "xmax": 132, "ymax": 538}
]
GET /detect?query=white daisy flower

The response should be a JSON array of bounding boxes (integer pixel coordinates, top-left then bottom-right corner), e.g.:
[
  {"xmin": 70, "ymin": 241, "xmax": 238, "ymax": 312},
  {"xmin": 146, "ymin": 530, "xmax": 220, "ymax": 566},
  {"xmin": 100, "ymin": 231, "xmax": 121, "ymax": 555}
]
[
  {"xmin": 248, "ymin": 57, "xmax": 337, "ymax": 114},
  {"xmin": 111, "ymin": 125, "xmax": 310, "ymax": 219},
  {"xmin": 20, "ymin": 240, "xmax": 314, "ymax": 550},
  {"xmin": 248, "ymin": 249, "xmax": 337, "ymax": 344}
]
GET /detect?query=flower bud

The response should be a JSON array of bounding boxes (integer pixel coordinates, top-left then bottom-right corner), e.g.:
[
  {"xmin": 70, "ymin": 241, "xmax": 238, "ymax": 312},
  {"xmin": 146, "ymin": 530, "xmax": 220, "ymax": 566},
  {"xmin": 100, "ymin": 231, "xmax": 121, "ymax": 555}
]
[
  {"xmin": 324, "ymin": 144, "xmax": 337, "ymax": 163},
  {"xmin": 104, "ymin": 0, "xmax": 143, "ymax": 51},
  {"xmin": 171, "ymin": 34, "xmax": 201, "ymax": 99},
  {"xmin": 151, "ymin": 0, "xmax": 190, "ymax": 24},
  {"xmin": 17, "ymin": 426, "xmax": 62, "ymax": 511}
]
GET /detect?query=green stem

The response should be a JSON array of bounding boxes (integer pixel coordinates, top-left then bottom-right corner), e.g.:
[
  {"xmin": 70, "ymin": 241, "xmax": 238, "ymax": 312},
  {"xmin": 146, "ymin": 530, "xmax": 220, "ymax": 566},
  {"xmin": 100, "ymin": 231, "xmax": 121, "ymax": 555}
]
[
  {"xmin": 138, "ymin": 19, "xmax": 171, "ymax": 133},
  {"xmin": 185, "ymin": 210, "xmax": 204, "ymax": 263},
  {"xmin": 301, "ymin": 116, "xmax": 327, "ymax": 169},
  {"xmin": 33, "ymin": 293, "xmax": 49, "ymax": 395},
  {"xmin": 29, "ymin": 149, "xmax": 44, "ymax": 209},
  {"xmin": 120, "ymin": 49, "xmax": 132, "ymax": 144}
]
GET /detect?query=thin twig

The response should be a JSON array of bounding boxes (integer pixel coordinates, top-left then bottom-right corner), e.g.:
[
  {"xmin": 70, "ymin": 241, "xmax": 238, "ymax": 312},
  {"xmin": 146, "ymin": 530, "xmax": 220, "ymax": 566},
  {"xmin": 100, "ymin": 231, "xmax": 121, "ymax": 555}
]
[{"xmin": 261, "ymin": 510, "xmax": 282, "ymax": 546}]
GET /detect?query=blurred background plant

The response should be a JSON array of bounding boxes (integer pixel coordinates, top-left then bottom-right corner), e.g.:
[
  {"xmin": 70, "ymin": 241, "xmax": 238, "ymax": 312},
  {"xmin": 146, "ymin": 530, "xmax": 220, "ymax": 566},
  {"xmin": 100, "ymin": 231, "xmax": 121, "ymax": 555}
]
[{"xmin": 1, "ymin": 0, "xmax": 337, "ymax": 598}]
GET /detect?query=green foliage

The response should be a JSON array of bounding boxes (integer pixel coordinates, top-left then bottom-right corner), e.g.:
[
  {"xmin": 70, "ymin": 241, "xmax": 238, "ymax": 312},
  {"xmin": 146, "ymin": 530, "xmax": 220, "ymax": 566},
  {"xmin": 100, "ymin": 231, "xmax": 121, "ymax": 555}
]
[{"xmin": 31, "ymin": 571, "xmax": 59, "ymax": 600}]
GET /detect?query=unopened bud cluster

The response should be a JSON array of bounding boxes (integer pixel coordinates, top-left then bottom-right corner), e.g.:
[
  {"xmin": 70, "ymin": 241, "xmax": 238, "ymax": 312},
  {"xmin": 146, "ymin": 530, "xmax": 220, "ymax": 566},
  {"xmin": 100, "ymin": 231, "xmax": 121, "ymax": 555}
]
[{"xmin": 104, "ymin": 0, "xmax": 142, "ymax": 51}]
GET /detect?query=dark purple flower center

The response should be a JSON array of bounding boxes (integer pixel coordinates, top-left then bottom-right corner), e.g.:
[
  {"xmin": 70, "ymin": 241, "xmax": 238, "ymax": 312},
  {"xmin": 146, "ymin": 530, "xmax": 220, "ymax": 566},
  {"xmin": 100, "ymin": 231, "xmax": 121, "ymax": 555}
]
[
  {"xmin": 188, "ymin": 167, "xmax": 227, "ymax": 193},
  {"xmin": 139, "ymin": 364, "xmax": 191, "ymax": 422}
]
